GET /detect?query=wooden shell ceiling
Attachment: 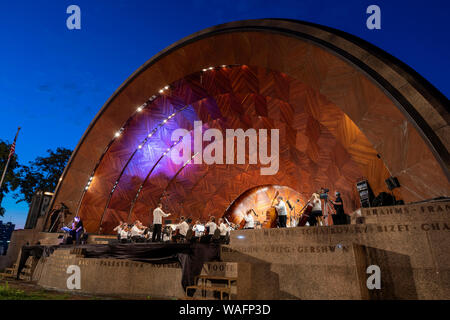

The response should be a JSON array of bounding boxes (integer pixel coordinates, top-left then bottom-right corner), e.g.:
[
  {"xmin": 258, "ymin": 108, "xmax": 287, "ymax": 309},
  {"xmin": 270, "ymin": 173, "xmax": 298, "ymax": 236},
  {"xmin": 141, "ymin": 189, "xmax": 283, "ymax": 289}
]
[
  {"xmin": 48, "ymin": 20, "xmax": 450, "ymax": 234},
  {"xmin": 79, "ymin": 65, "xmax": 395, "ymax": 233}
]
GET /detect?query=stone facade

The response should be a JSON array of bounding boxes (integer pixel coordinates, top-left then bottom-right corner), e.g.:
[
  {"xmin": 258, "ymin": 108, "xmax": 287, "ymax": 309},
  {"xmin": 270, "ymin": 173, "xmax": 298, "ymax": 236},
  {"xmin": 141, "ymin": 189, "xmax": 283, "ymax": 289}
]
[{"xmin": 3, "ymin": 201, "xmax": 449, "ymax": 299}]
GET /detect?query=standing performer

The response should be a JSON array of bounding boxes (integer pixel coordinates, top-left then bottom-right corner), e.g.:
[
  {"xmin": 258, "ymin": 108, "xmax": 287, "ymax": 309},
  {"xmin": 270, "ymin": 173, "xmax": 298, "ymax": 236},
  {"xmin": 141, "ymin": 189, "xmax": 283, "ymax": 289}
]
[
  {"xmin": 243, "ymin": 209, "xmax": 255, "ymax": 229},
  {"xmin": 274, "ymin": 196, "xmax": 288, "ymax": 228},
  {"xmin": 218, "ymin": 218, "xmax": 231, "ymax": 243},
  {"xmin": 330, "ymin": 191, "xmax": 347, "ymax": 225},
  {"xmin": 205, "ymin": 216, "xmax": 218, "ymax": 235},
  {"xmin": 308, "ymin": 193, "xmax": 322, "ymax": 226},
  {"xmin": 174, "ymin": 216, "xmax": 190, "ymax": 242},
  {"xmin": 152, "ymin": 203, "xmax": 171, "ymax": 242}
]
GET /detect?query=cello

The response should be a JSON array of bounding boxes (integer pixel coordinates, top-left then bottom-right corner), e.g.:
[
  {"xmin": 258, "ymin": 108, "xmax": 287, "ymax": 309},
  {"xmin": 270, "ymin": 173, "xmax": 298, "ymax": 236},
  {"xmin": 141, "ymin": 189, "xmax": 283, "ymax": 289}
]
[
  {"xmin": 263, "ymin": 191, "xmax": 279, "ymax": 228},
  {"xmin": 297, "ymin": 201, "xmax": 313, "ymax": 226},
  {"xmin": 239, "ymin": 209, "xmax": 259, "ymax": 229}
]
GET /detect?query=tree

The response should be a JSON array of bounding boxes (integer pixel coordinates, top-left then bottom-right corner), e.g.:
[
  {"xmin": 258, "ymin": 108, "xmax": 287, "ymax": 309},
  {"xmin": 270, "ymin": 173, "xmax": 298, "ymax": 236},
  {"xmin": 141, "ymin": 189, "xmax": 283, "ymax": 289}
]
[
  {"xmin": 0, "ymin": 140, "xmax": 20, "ymax": 216},
  {"xmin": 12, "ymin": 147, "xmax": 72, "ymax": 204}
]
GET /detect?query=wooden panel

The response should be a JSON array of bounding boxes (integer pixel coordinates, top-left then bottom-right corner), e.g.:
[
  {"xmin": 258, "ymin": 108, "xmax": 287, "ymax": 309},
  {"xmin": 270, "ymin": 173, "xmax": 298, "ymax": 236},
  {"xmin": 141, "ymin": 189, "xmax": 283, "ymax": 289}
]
[
  {"xmin": 78, "ymin": 66, "xmax": 400, "ymax": 234},
  {"xmin": 51, "ymin": 23, "xmax": 449, "ymax": 234}
]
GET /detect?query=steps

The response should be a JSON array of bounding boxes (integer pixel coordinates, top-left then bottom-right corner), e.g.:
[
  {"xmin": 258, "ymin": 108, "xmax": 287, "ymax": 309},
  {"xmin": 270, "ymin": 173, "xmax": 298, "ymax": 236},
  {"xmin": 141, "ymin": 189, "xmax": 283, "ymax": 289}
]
[
  {"xmin": 0, "ymin": 263, "xmax": 17, "ymax": 280},
  {"xmin": 184, "ymin": 274, "xmax": 237, "ymax": 300},
  {"xmin": 0, "ymin": 257, "xmax": 33, "ymax": 281}
]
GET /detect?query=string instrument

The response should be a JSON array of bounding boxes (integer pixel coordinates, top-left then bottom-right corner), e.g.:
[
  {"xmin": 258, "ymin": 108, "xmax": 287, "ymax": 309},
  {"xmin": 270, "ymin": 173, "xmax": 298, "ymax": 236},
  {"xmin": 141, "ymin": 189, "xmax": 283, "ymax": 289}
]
[
  {"xmin": 263, "ymin": 191, "xmax": 279, "ymax": 228},
  {"xmin": 297, "ymin": 201, "xmax": 313, "ymax": 227},
  {"xmin": 224, "ymin": 217, "xmax": 233, "ymax": 228},
  {"xmin": 239, "ymin": 217, "xmax": 246, "ymax": 230},
  {"xmin": 238, "ymin": 208, "xmax": 259, "ymax": 229},
  {"xmin": 172, "ymin": 226, "xmax": 180, "ymax": 237}
]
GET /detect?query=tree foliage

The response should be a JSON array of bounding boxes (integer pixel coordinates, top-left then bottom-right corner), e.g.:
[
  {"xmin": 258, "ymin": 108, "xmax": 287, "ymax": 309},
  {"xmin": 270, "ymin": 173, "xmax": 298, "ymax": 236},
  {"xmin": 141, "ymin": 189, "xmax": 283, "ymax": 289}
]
[{"xmin": 11, "ymin": 147, "xmax": 72, "ymax": 205}]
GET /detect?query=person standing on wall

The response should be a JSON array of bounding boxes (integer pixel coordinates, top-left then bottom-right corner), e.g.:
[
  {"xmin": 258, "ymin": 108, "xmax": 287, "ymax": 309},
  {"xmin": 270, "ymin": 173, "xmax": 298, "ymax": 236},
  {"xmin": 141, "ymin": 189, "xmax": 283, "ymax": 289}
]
[
  {"xmin": 308, "ymin": 193, "xmax": 323, "ymax": 226},
  {"xmin": 152, "ymin": 203, "xmax": 171, "ymax": 242},
  {"xmin": 330, "ymin": 191, "xmax": 347, "ymax": 225},
  {"xmin": 274, "ymin": 196, "xmax": 288, "ymax": 228}
]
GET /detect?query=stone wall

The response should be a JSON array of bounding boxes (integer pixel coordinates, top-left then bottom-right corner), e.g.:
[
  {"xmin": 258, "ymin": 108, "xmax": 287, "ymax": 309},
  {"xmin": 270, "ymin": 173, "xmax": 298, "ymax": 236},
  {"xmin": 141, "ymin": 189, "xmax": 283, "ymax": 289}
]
[
  {"xmin": 6, "ymin": 201, "xmax": 449, "ymax": 300},
  {"xmin": 36, "ymin": 248, "xmax": 184, "ymax": 298},
  {"xmin": 221, "ymin": 201, "xmax": 450, "ymax": 299}
]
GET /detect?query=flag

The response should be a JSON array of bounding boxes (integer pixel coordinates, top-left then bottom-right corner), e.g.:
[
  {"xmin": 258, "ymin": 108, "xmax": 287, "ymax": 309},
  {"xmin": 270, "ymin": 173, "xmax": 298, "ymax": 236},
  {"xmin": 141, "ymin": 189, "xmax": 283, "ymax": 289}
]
[{"xmin": 8, "ymin": 140, "xmax": 16, "ymax": 159}]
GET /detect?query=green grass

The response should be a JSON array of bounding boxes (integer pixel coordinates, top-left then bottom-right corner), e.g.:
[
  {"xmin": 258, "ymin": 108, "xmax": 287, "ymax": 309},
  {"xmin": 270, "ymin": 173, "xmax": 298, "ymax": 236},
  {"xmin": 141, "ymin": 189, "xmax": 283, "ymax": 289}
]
[{"xmin": 0, "ymin": 282, "xmax": 71, "ymax": 300}]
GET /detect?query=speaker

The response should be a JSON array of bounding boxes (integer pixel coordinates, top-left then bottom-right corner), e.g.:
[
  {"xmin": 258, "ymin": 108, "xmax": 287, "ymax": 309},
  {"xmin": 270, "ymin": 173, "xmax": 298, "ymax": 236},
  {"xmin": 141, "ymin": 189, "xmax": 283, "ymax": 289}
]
[
  {"xmin": 385, "ymin": 176, "xmax": 400, "ymax": 191},
  {"xmin": 24, "ymin": 191, "xmax": 53, "ymax": 229},
  {"xmin": 356, "ymin": 180, "xmax": 375, "ymax": 208}
]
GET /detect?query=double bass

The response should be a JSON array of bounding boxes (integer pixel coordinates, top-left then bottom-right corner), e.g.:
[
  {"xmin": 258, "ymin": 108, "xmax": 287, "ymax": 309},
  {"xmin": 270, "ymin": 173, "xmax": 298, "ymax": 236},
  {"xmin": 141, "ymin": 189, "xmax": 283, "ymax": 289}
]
[{"xmin": 263, "ymin": 191, "xmax": 279, "ymax": 228}]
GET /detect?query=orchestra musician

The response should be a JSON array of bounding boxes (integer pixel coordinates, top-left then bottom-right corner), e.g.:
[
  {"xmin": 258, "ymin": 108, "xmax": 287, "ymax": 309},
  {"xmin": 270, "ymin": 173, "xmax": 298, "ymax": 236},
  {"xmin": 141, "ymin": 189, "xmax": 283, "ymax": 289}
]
[
  {"xmin": 119, "ymin": 224, "xmax": 131, "ymax": 243},
  {"xmin": 243, "ymin": 209, "xmax": 256, "ymax": 229},
  {"xmin": 205, "ymin": 216, "xmax": 217, "ymax": 234},
  {"xmin": 308, "ymin": 192, "xmax": 323, "ymax": 226},
  {"xmin": 174, "ymin": 216, "xmax": 190, "ymax": 242},
  {"xmin": 71, "ymin": 216, "xmax": 84, "ymax": 244},
  {"xmin": 113, "ymin": 221, "xmax": 126, "ymax": 240},
  {"xmin": 273, "ymin": 196, "xmax": 288, "ymax": 228},
  {"xmin": 152, "ymin": 203, "xmax": 171, "ymax": 242},
  {"xmin": 192, "ymin": 220, "xmax": 205, "ymax": 242},
  {"xmin": 329, "ymin": 191, "xmax": 347, "ymax": 225},
  {"xmin": 130, "ymin": 220, "xmax": 146, "ymax": 242},
  {"xmin": 218, "ymin": 218, "xmax": 231, "ymax": 243}
]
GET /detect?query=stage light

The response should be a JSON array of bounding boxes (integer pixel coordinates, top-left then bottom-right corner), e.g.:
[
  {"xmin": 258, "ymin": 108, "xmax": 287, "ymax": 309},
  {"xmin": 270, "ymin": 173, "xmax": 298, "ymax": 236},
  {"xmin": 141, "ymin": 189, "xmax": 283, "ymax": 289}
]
[
  {"xmin": 164, "ymin": 85, "xmax": 169, "ymax": 90},
  {"xmin": 159, "ymin": 89, "xmax": 164, "ymax": 93},
  {"xmin": 138, "ymin": 144, "xmax": 143, "ymax": 149},
  {"xmin": 237, "ymin": 235, "xmax": 245, "ymax": 239},
  {"xmin": 137, "ymin": 107, "xmax": 143, "ymax": 112},
  {"xmin": 202, "ymin": 68, "xmax": 207, "ymax": 72},
  {"xmin": 85, "ymin": 186, "xmax": 89, "ymax": 190},
  {"xmin": 115, "ymin": 131, "xmax": 121, "ymax": 138},
  {"xmin": 89, "ymin": 177, "xmax": 93, "ymax": 181},
  {"xmin": 221, "ymin": 65, "xmax": 226, "ymax": 68}
]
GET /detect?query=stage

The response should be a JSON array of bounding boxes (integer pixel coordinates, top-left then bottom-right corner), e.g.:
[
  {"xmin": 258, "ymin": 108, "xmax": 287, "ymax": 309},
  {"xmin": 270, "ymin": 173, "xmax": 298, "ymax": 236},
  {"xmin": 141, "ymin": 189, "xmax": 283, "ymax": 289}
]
[{"xmin": 5, "ymin": 201, "xmax": 446, "ymax": 300}]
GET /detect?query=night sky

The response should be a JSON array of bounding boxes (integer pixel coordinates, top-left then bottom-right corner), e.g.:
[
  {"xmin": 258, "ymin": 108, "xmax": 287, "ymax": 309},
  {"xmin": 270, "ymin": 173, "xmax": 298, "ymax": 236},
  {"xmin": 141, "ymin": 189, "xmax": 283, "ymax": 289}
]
[{"xmin": 0, "ymin": 0, "xmax": 448, "ymax": 229}]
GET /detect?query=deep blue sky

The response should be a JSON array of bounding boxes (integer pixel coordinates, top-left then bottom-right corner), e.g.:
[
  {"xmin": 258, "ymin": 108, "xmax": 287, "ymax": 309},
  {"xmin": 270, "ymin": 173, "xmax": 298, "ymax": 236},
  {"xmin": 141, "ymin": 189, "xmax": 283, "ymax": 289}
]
[{"xmin": 0, "ymin": 0, "xmax": 448, "ymax": 229}]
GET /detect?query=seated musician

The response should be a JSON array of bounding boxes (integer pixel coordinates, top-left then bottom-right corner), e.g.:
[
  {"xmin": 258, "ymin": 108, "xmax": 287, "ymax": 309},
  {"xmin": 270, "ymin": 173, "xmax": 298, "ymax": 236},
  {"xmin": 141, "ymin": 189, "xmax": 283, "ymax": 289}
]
[
  {"xmin": 162, "ymin": 225, "xmax": 171, "ymax": 242},
  {"xmin": 174, "ymin": 216, "xmax": 190, "ymax": 242},
  {"xmin": 119, "ymin": 225, "xmax": 130, "ymax": 243},
  {"xmin": 130, "ymin": 220, "xmax": 146, "ymax": 242},
  {"xmin": 274, "ymin": 196, "xmax": 288, "ymax": 228},
  {"xmin": 243, "ymin": 210, "xmax": 255, "ymax": 229},
  {"xmin": 113, "ymin": 221, "xmax": 125, "ymax": 240},
  {"xmin": 71, "ymin": 216, "xmax": 84, "ymax": 245}
]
